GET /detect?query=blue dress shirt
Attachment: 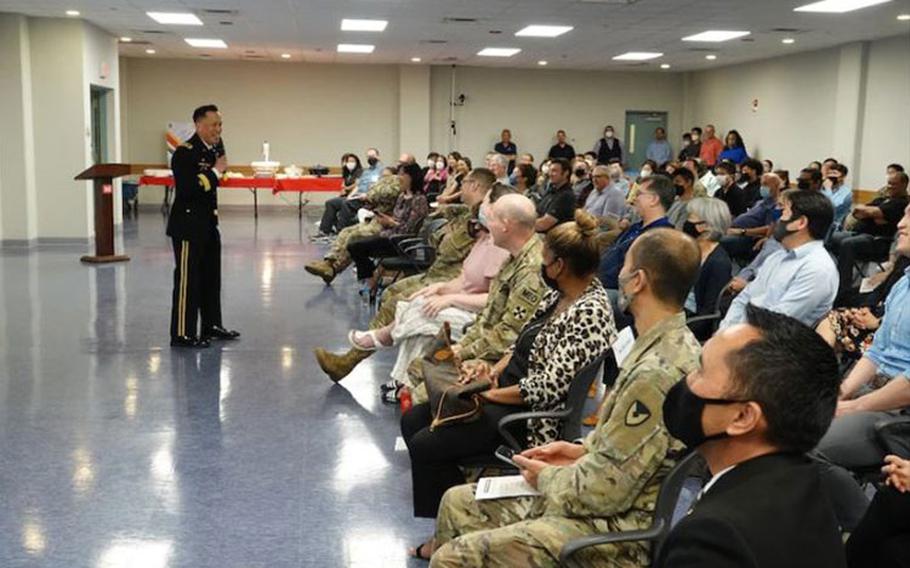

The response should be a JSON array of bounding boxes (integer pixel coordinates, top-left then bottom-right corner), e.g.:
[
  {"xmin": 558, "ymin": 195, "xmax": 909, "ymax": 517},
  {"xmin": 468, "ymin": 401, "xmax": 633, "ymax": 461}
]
[
  {"xmin": 866, "ymin": 269, "xmax": 910, "ymax": 379},
  {"xmin": 598, "ymin": 217, "xmax": 673, "ymax": 289}
]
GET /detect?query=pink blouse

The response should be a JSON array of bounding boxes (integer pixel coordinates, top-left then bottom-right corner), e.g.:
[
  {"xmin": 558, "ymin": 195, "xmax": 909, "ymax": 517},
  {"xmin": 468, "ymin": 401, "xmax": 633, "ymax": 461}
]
[{"xmin": 461, "ymin": 232, "xmax": 510, "ymax": 294}]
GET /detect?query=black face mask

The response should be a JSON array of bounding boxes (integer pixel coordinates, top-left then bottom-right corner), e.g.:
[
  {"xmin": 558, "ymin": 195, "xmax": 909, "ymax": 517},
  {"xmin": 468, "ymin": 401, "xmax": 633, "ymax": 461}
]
[
  {"xmin": 574, "ymin": 168, "xmax": 586, "ymax": 177},
  {"xmin": 367, "ymin": 157, "xmax": 378, "ymax": 167},
  {"xmin": 674, "ymin": 184, "xmax": 685, "ymax": 197},
  {"xmin": 662, "ymin": 378, "xmax": 744, "ymax": 449},
  {"xmin": 772, "ymin": 215, "xmax": 801, "ymax": 241},
  {"xmin": 540, "ymin": 261, "xmax": 560, "ymax": 291},
  {"xmin": 682, "ymin": 220, "xmax": 702, "ymax": 239},
  {"xmin": 796, "ymin": 179, "xmax": 811, "ymax": 190}
]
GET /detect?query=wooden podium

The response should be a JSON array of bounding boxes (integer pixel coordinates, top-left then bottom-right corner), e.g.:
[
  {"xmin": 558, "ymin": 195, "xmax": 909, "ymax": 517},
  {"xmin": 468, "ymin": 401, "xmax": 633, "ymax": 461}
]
[{"xmin": 75, "ymin": 163, "xmax": 131, "ymax": 263}]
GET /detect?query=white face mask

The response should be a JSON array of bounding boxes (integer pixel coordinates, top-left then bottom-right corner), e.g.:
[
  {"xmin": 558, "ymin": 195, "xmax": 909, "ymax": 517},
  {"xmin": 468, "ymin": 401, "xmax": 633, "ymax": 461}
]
[
  {"xmin": 541, "ymin": 165, "xmax": 550, "ymax": 174},
  {"xmin": 427, "ymin": 159, "xmax": 436, "ymax": 169},
  {"xmin": 640, "ymin": 168, "xmax": 652, "ymax": 179},
  {"xmin": 345, "ymin": 161, "xmax": 357, "ymax": 170},
  {"xmin": 605, "ymin": 130, "xmax": 614, "ymax": 138},
  {"xmin": 436, "ymin": 161, "xmax": 446, "ymax": 170},
  {"xmin": 716, "ymin": 174, "xmax": 729, "ymax": 187}
]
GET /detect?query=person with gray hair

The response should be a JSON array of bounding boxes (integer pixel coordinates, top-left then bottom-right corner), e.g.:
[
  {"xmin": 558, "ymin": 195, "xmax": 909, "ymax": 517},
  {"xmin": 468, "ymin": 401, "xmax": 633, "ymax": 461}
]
[
  {"xmin": 489, "ymin": 153, "xmax": 511, "ymax": 186},
  {"xmin": 684, "ymin": 197, "xmax": 734, "ymax": 339},
  {"xmin": 584, "ymin": 165, "xmax": 627, "ymax": 222}
]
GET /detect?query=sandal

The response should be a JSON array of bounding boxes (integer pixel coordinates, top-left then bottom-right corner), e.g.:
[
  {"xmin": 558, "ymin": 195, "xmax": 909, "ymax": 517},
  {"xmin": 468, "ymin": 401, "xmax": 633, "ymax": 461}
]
[
  {"xmin": 379, "ymin": 379, "xmax": 402, "ymax": 393},
  {"xmin": 347, "ymin": 330, "xmax": 392, "ymax": 352},
  {"xmin": 382, "ymin": 385, "xmax": 402, "ymax": 404}
]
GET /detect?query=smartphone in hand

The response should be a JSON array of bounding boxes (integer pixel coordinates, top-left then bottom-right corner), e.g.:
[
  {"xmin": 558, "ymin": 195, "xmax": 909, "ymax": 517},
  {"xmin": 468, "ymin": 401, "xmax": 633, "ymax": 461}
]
[{"xmin": 494, "ymin": 445, "xmax": 520, "ymax": 468}]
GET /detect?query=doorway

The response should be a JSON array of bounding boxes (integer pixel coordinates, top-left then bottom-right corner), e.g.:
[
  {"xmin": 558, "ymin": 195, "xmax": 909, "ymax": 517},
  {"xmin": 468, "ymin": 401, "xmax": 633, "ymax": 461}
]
[
  {"xmin": 90, "ymin": 86, "xmax": 111, "ymax": 164},
  {"xmin": 624, "ymin": 111, "xmax": 668, "ymax": 171}
]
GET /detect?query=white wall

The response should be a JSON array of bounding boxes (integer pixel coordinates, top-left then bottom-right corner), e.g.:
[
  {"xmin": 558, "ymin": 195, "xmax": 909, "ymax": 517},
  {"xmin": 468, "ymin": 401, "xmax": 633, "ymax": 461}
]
[
  {"xmin": 684, "ymin": 34, "xmax": 909, "ymax": 189},
  {"xmin": 430, "ymin": 65, "xmax": 686, "ymax": 165}
]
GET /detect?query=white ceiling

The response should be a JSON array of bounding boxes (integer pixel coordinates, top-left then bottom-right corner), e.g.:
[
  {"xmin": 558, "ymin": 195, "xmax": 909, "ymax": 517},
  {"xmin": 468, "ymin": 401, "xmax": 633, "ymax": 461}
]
[{"xmin": 2, "ymin": 0, "xmax": 908, "ymax": 71}]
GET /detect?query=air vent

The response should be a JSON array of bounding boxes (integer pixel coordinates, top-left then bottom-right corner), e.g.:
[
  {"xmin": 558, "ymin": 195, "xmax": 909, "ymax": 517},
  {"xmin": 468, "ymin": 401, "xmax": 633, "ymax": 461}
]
[
  {"xmin": 121, "ymin": 39, "xmax": 152, "ymax": 45},
  {"xmin": 436, "ymin": 56, "xmax": 459, "ymax": 62},
  {"xmin": 771, "ymin": 27, "xmax": 802, "ymax": 33},
  {"xmin": 202, "ymin": 9, "xmax": 239, "ymax": 15},
  {"xmin": 443, "ymin": 17, "xmax": 479, "ymax": 23},
  {"xmin": 243, "ymin": 55, "xmax": 266, "ymax": 59},
  {"xmin": 740, "ymin": 37, "xmax": 755, "ymax": 42},
  {"xmin": 579, "ymin": 0, "xmax": 641, "ymax": 4},
  {"xmin": 219, "ymin": 21, "xmax": 233, "ymax": 25},
  {"xmin": 489, "ymin": 30, "xmax": 503, "ymax": 34},
  {"xmin": 686, "ymin": 47, "xmax": 714, "ymax": 52},
  {"xmin": 421, "ymin": 39, "xmax": 448, "ymax": 44},
  {"xmin": 139, "ymin": 29, "xmax": 169, "ymax": 34}
]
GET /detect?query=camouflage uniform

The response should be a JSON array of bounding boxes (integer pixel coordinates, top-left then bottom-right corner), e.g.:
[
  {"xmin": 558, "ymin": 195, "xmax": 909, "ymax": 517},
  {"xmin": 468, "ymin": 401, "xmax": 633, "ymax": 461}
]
[
  {"xmin": 405, "ymin": 235, "xmax": 545, "ymax": 403},
  {"xmin": 369, "ymin": 206, "xmax": 476, "ymax": 330},
  {"xmin": 324, "ymin": 175, "xmax": 400, "ymax": 272},
  {"xmin": 430, "ymin": 313, "xmax": 701, "ymax": 568}
]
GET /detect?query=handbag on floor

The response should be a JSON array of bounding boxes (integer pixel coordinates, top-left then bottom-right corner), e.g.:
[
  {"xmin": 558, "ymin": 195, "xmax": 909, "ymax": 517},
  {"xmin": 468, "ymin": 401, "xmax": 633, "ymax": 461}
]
[{"xmin": 424, "ymin": 322, "xmax": 491, "ymax": 430}]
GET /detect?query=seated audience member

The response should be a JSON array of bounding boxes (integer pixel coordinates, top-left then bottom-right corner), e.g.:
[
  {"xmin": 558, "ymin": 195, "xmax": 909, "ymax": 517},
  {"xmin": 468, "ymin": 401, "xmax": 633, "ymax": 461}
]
[
  {"xmin": 824, "ymin": 163, "xmax": 853, "ymax": 229},
  {"xmin": 775, "ymin": 168, "xmax": 791, "ymax": 190},
  {"xmin": 797, "ymin": 166, "xmax": 824, "ymax": 192},
  {"xmin": 877, "ymin": 163, "xmax": 905, "ymax": 196},
  {"xmin": 437, "ymin": 157, "xmax": 472, "ymax": 204},
  {"xmin": 571, "ymin": 160, "xmax": 593, "ymax": 206},
  {"xmin": 681, "ymin": 126, "xmax": 703, "ymax": 160},
  {"xmin": 667, "ymin": 167, "xmax": 698, "ymax": 229},
  {"xmin": 584, "ymin": 165, "xmax": 627, "ymax": 223},
  {"xmin": 761, "ymin": 158, "xmax": 773, "ymax": 174},
  {"xmin": 423, "ymin": 154, "xmax": 448, "ymax": 198},
  {"xmin": 720, "ymin": 189, "xmax": 837, "ymax": 328},
  {"xmin": 817, "ymin": 255, "xmax": 910, "ymax": 368},
  {"xmin": 402, "ymin": 210, "xmax": 616, "ymax": 525},
  {"xmin": 494, "ymin": 129, "xmax": 517, "ymax": 173},
  {"xmin": 414, "ymin": 228, "xmax": 701, "ymax": 565},
  {"xmin": 399, "ymin": 153, "xmax": 417, "ymax": 166},
  {"xmin": 821, "ymin": 156, "xmax": 838, "ymax": 177},
  {"xmin": 344, "ymin": 185, "xmax": 515, "ymax": 396},
  {"xmin": 683, "ymin": 198, "xmax": 733, "ymax": 339},
  {"xmin": 739, "ymin": 159, "xmax": 764, "ymax": 207},
  {"xmin": 489, "ymin": 153, "xmax": 511, "ymax": 186},
  {"xmin": 655, "ymin": 306, "xmax": 845, "ymax": 568},
  {"xmin": 815, "ymin": 203, "xmax": 910, "ymax": 530},
  {"xmin": 593, "ymin": 125, "xmax": 623, "ymax": 165},
  {"xmin": 535, "ymin": 158, "xmax": 577, "ymax": 233},
  {"xmin": 721, "ymin": 172, "xmax": 785, "ymax": 261},
  {"xmin": 401, "ymin": 194, "xmax": 546, "ymax": 404},
  {"xmin": 313, "ymin": 168, "xmax": 496, "ymax": 381},
  {"xmin": 513, "ymin": 163, "xmax": 539, "ymax": 202},
  {"xmin": 608, "ymin": 163, "xmax": 631, "ymax": 196},
  {"xmin": 713, "ymin": 161, "xmax": 747, "ymax": 217},
  {"xmin": 846, "ymin": 455, "xmax": 910, "ymax": 568},
  {"xmin": 317, "ymin": 149, "xmax": 380, "ymax": 237},
  {"xmin": 718, "ymin": 129, "xmax": 748, "ymax": 165},
  {"xmin": 699, "ymin": 124, "xmax": 724, "ymax": 166},
  {"xmin": 646, "ymin": 127, "xmax": 672, "ymax": 165},
  {"xmin": 535, "ymin": 159, "xmax": 552, "ymax": 193},
  {"xmin": 829, "ymin": 172, "xmax": 909, "ymax": 304},
  {"xmin": 599, "ymin": 175, "xmax": 675, "ymax": 299},
  {"xmin": 681, "ymin": 158, "xmax": 708, "ymax": 197},
  {"xmin": 807, "ymin": 160, "xmax": 823, "ymax": 171},
  {"xmin": 345, "ymin": 164, "xmax": 429, "ymax": 287},
  {"xmin": 304, "ymin": 169, "xmax": 401, "ymax": 284},
  {"xmin": 509, "ymin": 152, "xmax": 535, "ymax": 185},
  {"xmin": 625, "ymin": 160, "xmax": 659, "ymax": 205},
  {"xmin": 547, "ymin": 129, "xmax": 576, "ymax": 161}
]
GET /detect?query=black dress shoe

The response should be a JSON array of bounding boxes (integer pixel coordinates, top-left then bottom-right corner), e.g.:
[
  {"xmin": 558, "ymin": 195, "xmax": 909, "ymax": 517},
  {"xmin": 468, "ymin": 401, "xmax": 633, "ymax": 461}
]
[
  {"xmin": 202, "ymin": 326, "xmax": 241, "ymax": 341},
  {"xmin": 170, "ymin": 335, "xmax": 211, "ymax": 348}
]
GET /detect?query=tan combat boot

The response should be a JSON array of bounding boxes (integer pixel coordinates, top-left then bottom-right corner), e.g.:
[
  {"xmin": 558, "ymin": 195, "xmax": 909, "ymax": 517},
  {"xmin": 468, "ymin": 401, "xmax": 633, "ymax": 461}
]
[
  {"xmin": 305, "ymin": 260, "xmax": 336, "ymax": 285},
  {"xmin": 314, "ymin": 347, "xmax": 372, "ymax": 382}
]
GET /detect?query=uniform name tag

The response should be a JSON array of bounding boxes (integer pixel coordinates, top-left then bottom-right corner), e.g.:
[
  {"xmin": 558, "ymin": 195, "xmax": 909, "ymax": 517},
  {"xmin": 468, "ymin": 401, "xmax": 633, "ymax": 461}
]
[{"xmin": 613, "ymin": 326, "xmax": 635, "ymax": 368}]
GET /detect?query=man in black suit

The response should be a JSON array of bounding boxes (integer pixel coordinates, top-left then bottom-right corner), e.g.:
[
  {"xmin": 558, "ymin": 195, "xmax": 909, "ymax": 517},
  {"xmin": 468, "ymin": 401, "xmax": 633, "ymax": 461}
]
[
  {"xmin": 167, "ymin": 104, "xmax": 240, "ymax": 347},
  {"xmin": 656, "ymin": 305, "xmax": 846, "ymax": 567}
]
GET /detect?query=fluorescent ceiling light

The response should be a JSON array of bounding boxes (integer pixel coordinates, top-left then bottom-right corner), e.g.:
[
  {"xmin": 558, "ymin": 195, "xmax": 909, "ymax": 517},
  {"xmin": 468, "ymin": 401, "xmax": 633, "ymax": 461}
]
[
  {"xmin": 782, "ymin": 37, "xmax": 796, "ymax": 44},
  {"xmin": 66, "ymin": 10, "xmax": 80, "ymax": 16},
  {"xmin": 281, "ymin": 53, "xmax": 291, "ymax": 59},
  {"xmin": 612, "ymin": 51, "xmax": 663, "ymax": 61},
  {"xmin": 537, "ymin": 60, "xmax": 548, "ymax": 66},
  {"xmin": 337, "ymin": 43, "xmax": 375, "ymax": 53},
  {"xmin": 683, "ymin": 30, "xmax": 750, "ymax": 42},
  {"xmin": 185, "ymin": 38, "xmax": 228, "ymax": 49},
  {"xmin": 120, "ymin": 37, "xmax": 132, "ymax": 42},
  {"xmin": 147, "ymin": 12, "xmax": 203, "ymax": 25},
  {"xmin": 341, "ymin": 19, "xmax": 388, "ymax": 32},
  {"xmin": 794, "ymin": 0, "xmax": 892, "ymax": 13},
  {"xmin": 477, "ymin": 47, "xmax": 521, "ymax": 57},
  {"xmin": 705, "ymin": 54, "xmax": 717, "ymax": 60},
  {"xmin": 897, "ymin": 13, "xmax": 910, "ymax": 19},
  {"xmin": 410, "ymin": 57, "xmax": 422, "ymax": 62},
  {"xmin": 145, "ymin": 49, "xmax": 156, "ymax": 54},
  {"xmin": 515, "ymin": 25, "xmax": 573, "ymax": 37},
  {"xmin": 660, "ymin": 63, "xmax": 671, "ymax": 69}
]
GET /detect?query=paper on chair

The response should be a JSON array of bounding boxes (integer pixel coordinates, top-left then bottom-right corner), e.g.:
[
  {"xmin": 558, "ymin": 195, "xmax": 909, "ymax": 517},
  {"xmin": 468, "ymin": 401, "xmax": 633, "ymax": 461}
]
[{"xmin": 475, "ymin": 475, "xmax": 540, "ymax": 500}]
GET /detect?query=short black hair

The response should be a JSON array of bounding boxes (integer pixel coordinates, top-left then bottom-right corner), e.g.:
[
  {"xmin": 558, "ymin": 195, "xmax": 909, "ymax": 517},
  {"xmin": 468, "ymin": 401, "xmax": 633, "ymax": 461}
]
[
  {"xmin": 643, "ymin": 173, "xmax": 676, "ymax": 212},
  {"xmin": 673, "ymin": 167, "xmax": 695, "ymax": 185},
  {"xmin": 192, "ymin": 104, "xmax": 219, "ymax": 122},
  {"xmin": 742, "ymin": 159, "xmax": 763, "ymax": 174},
  {"xmin": 584, "ymin": 151, "xmax": 597, "ymax": 160},
  {"xmin": 800, "ymin": 167, "xmax": 823, "ymax": 184},
  {"xmin": 782, "ymin": 189, "xmax": 834, "ymax": 240},
  {"xmin": 725, "ymin": 305, "xmax": 840, "ymax": 453},
  {"xmin": 549, "ymin": 157, "xmax": 571, "ymax": 175},
  {"xmin": 715, "ymin": 161, "xmax": 737, "ymax": 176},
  {"xmin": 682, "ymin": 133, "xmax": 692, "ymax": 141},
  {"xmin": 774, "ymin": 169, "xmax": 790, "ymax": 188},
  {"xmin": 467, "ymin": 167, "xmax": 496, "ymax": 190},
  {"xmin": 516, "ymin": 163, "xmax": 537, "ymax": 186},
  {"xmin": 628, "ymin": 228, "xmax": 700, "ymax": 308},
  {"xmin": 691, "ymin": 126, "xmax": 703, "ymax": 136},
  {"xmin": 823, "ymin": 157, "xmax": 838, "ymax": 166},
  {"xmin": 832, "ymin": 163, "xmax": 849, "ymax": 177},
  {"xmin": 887, "ymin": 163, "xmax": 905, "ymax": 172},
  {"xmin": 762, "ymin": 159, "xmax": 774, "ymax": 172}
]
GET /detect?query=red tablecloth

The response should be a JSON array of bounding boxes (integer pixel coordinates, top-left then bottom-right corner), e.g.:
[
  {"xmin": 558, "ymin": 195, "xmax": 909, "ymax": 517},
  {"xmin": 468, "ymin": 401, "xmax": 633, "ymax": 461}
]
[{"xmin": 138, "ymin": 175, "xmax": 343, "ymax": 194}]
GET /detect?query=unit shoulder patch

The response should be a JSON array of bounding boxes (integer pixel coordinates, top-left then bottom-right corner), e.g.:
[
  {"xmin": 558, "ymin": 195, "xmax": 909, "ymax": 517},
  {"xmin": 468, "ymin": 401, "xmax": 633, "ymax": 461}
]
[{"xmin": 625, "ymin": 400, "xmax": 652, "ymax": 427}]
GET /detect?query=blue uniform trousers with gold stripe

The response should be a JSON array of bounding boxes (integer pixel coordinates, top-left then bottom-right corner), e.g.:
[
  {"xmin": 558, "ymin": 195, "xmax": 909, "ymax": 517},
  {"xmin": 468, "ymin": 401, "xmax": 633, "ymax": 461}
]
[{"xmin": 170, "ymin": 230, "xmax": 222, "ymax": 340}]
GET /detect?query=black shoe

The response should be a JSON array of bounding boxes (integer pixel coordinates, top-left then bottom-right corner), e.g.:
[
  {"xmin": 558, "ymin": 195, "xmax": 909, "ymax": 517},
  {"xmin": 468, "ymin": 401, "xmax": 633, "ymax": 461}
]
[
  {"xmin": 171, "ymin": 335, "xmax": 211, "ymax": 348},
  {"xmin": 202, "ymin": 325, "xmax": 241, "ymax": 341}
]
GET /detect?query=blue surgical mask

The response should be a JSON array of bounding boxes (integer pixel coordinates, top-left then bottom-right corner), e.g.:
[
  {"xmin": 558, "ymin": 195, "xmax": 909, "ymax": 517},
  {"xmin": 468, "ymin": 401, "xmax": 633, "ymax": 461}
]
[
  {"xmin": 477, "ymin": 206, "xmax": 489, "ymax": 228},
  {"xmin": 759, "ymin": 185, "xmax": 771, "ymax": 199}
]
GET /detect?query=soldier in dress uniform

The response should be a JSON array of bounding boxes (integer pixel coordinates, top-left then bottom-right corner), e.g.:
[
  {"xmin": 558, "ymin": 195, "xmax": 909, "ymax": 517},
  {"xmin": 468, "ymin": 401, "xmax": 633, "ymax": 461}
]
[
  {"xmin": 409, "ymin": 229, "xmax": 702, "ymax": 566},
  {"xmin": 167, "ymin": 104, "xmax": 240, "ymax": 348}
]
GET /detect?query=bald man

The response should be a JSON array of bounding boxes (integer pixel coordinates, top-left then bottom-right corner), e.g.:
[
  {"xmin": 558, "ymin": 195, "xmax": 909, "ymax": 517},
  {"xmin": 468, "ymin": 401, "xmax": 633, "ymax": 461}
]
[{"xmin": 404, "ymin": 194, "xmax": 545, "ymax": 403}]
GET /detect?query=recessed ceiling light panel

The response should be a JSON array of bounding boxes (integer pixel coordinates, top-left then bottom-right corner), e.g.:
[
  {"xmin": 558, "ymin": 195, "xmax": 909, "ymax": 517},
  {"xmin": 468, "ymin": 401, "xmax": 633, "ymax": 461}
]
[
  {"xmin": 185, "ymin": 38, "xmax": 228, "ymax": 49},
  {"xmin": 477, "ymin": 47, "xmax": 521, "ymax": 57},
  {"xmin": 612, "ymin": 51, "xmax": 663, "ymax": 61},
  {"xmin": 683, "ymin": 30, "xmax": 751, "ymax": 42},
  {"xmin": 147, "ymin": 12, "xmax": 204, "ymax": 25},
  {"xmin": 341, "ymin": 19, "xmax": 388, "ymax": 32},
  {"xmin": 515, "ymin": 25, "xmax": 573, "ymax": 37},
  {"xmin": 794, "ymin": 0, "xmax": 893, "ymax": 13},
  {"xmin": 337, "ymin": 43, "xmax": 375, "ymax": 53}
]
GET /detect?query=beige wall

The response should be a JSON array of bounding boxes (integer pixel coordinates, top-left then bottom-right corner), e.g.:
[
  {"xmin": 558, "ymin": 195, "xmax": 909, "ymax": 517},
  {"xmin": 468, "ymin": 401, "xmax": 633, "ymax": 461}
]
[
  {"xmin": 430, "ymin": 65, "xmax": 686, "ymax": 165},
  {"xmin": 684, "ymin": 34, "xmax": 909, "ymax": 189}
]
